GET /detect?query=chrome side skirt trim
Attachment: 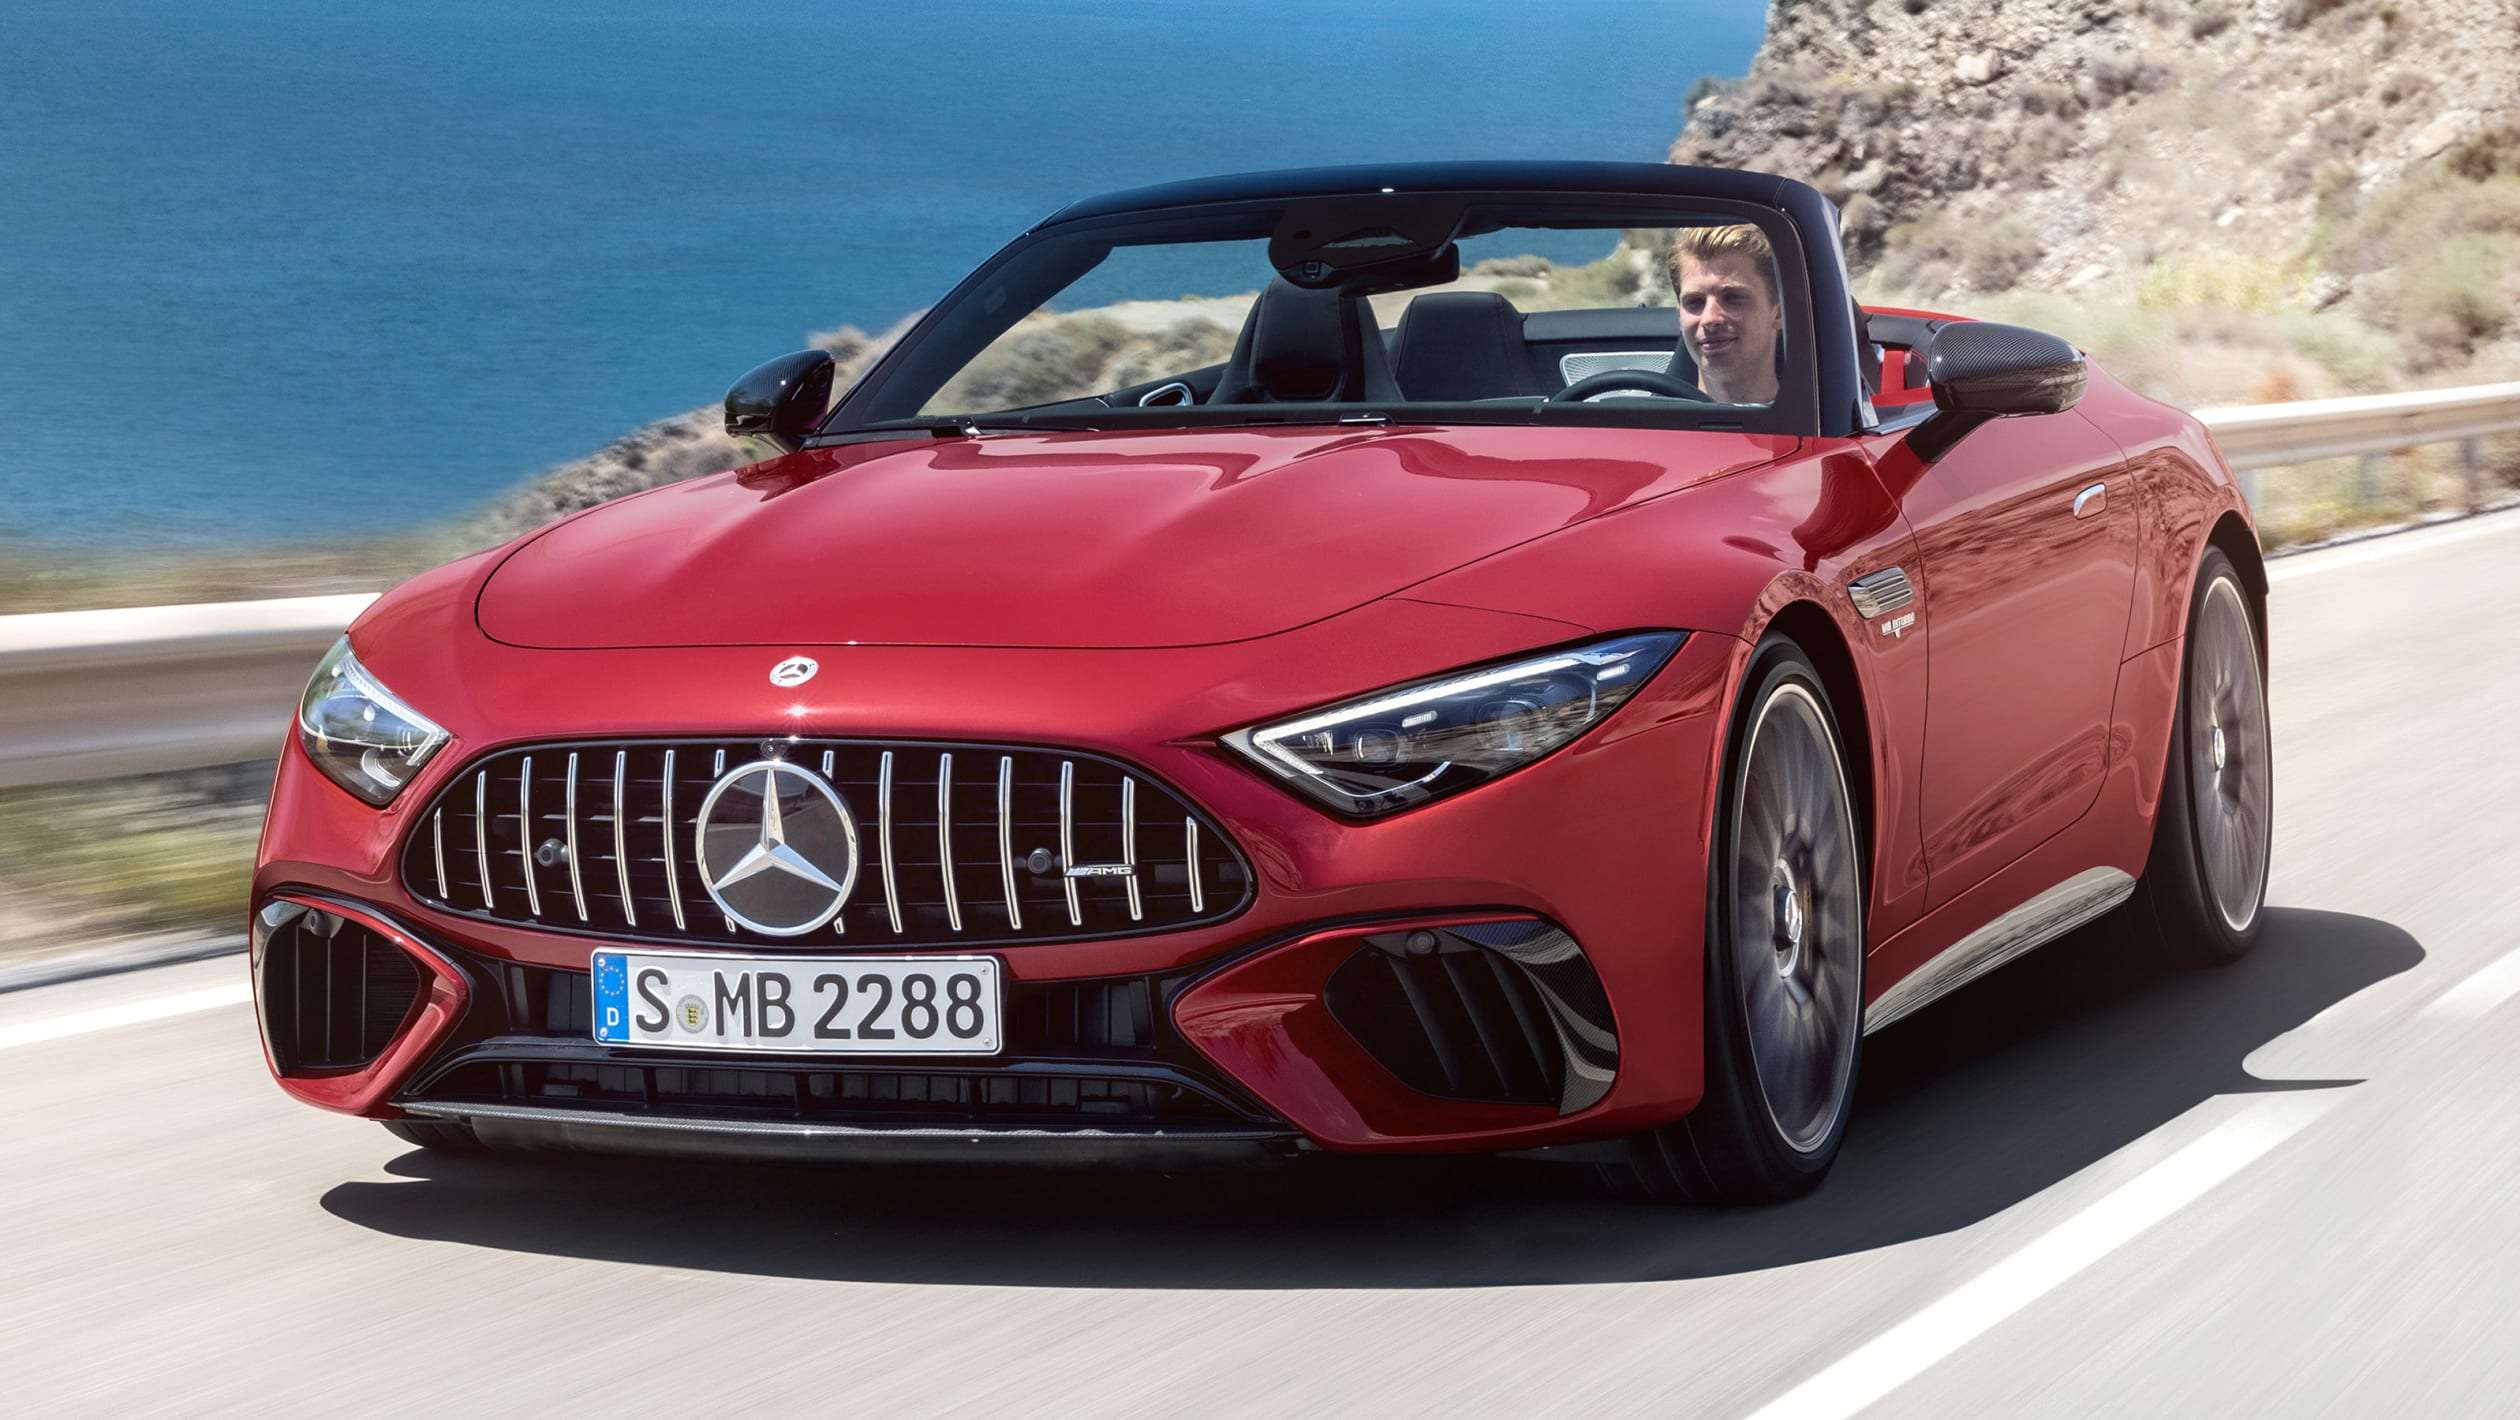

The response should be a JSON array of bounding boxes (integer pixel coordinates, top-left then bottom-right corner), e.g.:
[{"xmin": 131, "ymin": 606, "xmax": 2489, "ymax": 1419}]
[{"xmin": 1863, "ymin": 866, "xmax": 2137, "ymax": 1035}]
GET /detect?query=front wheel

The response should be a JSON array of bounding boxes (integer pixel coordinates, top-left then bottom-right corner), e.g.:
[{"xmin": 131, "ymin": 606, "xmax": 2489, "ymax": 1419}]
[
  {"xmin": 1598, "ymin": 637, "xmax": 1866, "ymax": 1205},
  {"xmin": 2133, "ymin": 547, "xmax": 2271, "ymax": 965}
]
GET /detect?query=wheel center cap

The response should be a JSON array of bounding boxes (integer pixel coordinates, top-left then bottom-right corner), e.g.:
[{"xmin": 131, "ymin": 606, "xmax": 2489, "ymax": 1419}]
[
  {"xmin": 2211, "ymin": 723, "xmax": 2228, "ymax": 772},
  {"xmin": 1773, "ymin": 863, "xmax": 1805, "ymax": 975}
]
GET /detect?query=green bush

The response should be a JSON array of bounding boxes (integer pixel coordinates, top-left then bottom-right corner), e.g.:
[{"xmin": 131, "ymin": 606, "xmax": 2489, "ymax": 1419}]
[{"xmin": 2395, "ymin": 233, "xmax": 2518, "ymax": 356}]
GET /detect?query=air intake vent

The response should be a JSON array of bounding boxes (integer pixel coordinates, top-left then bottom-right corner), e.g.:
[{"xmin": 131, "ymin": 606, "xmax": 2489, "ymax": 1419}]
[
  {"xmin": 259, "ymin": 909, "xmax": 423, "ymax": 1073},
  {"xmin": 1324, "ymin": 920, "xmax": 1617, "ymax": 1114},
  {"xmin": 399, "ymin": 739, "xmax": 1252, "ymax": 950}
]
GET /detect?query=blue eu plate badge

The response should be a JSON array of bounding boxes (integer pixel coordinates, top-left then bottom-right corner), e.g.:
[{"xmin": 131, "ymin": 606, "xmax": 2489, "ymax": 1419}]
[{"xmin": 593, "ymin": 951, "xmax": 631, "ymax": 1043}]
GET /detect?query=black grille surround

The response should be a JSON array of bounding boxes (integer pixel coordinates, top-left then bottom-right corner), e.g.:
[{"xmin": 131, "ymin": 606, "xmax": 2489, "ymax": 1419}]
[
  {"xmin": 258, "ymin": 906, "xmax": 424, "ymax": 1074},
  {"xmin": 399, "ymin": 738, "xmax": 1253, "ymax": 951},
  {"xmin": 396, "ymin": 948, "xmax": 1283, "ymax": 1137}
]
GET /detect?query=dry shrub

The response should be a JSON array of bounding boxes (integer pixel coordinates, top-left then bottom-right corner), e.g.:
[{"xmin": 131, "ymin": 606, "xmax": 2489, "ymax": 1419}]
[{"xmin": 2393, "ymin": 234, "xmax": 2519, "ymax": 362}]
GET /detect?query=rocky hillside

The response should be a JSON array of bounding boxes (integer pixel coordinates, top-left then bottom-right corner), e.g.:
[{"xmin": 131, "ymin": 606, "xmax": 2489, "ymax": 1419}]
[{"xmin": 1675, "ymin": 0, "xmax": 2520, "ymax": 398}]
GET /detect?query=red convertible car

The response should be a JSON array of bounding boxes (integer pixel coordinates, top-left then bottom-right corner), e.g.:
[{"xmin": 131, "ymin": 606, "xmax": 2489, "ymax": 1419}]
[{"xmin": 255, "ymin": 162, "xmax": 2270, "ymax": 1203}]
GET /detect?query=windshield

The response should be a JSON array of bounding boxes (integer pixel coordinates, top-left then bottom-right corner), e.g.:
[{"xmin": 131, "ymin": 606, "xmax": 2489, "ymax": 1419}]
[{"xmin": 823, "ymin": 194, "xmax": 1814, "ymax": 438}]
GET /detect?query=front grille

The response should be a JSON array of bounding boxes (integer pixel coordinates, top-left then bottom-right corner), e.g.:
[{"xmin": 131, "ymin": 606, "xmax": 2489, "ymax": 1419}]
[
  {"xmin": 259, "ymin": 909, "xmax": 423, "ymax": 1073},
  {"xmin": 400, "ymin": 739, "xmax": 1252, "ymax": 949},
  {"xmin": 1323, "ymin": 920, "xmax": 1618, "ymax": 1114},
  {"xmin": 397, "ymin": 954, "xmax": 1278, "ymax": 1134}
]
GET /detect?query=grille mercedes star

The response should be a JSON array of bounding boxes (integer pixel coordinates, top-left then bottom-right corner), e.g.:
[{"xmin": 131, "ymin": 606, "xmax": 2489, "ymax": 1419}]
[{"xmin": 400, "ymin": 739, "xmax": 1252, "ymax": 948}]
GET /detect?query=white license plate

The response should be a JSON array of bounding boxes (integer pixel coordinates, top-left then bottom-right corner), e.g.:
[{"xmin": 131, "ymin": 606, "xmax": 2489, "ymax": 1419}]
[{"xmin": 591, "ymin": 950, "xmax": 1002, "ymax": 1055}]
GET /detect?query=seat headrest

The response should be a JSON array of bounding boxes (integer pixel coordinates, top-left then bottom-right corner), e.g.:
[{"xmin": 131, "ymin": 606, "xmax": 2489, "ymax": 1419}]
[
  {"xmin": 1210, "ymin": 279, "xmax": 1402, "ymax": 405},
  {"xmin": 1393, "ymin": 292, "xmax": 1531, "ymax": 401}
]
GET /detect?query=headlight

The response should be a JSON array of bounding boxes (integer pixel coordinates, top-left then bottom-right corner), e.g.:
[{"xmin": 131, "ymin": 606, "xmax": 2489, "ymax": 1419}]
[
  {"xmin": 296, "ymin": 637, "xmax": 449, "ymax": 806},
  {"xmin": 1224, "ymin": 631, "xmax": 1684, "ymax": 817}
]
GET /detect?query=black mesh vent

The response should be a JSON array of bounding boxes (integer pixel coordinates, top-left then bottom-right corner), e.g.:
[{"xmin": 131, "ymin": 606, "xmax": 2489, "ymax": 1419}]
[
  {"xmin": 398, "ymin": 739, "xmax": 1252, "ymax": 950},
  {"xmin": 397, "ymin": 954, "xmax": 1276, "ymax": 1133},
  {"xmin": 260, "ymin": 912, "xmax": 424, "ymax": 1073},
  {"xmin": 1323, "ymin": 921, "xmax": 1617, "ymax": 1114}
]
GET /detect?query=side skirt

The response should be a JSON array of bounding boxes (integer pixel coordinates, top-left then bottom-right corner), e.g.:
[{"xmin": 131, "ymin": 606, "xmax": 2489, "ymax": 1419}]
[{"xmin": 1861, "ymin": 866, "xmax": 2137, "ymax": 1034}]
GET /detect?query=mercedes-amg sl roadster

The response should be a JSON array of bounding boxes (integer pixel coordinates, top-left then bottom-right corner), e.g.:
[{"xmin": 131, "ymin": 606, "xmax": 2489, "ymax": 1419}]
[{"xmin": 254, "ymin": 162, "xmax": 2271, "ymax": 1203}]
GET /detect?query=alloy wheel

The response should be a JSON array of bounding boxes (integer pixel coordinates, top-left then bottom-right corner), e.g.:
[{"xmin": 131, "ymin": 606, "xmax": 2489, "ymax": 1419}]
[
  {"xmin": 1727, "ymin": 680, "xmax": 1863, "ymax": 1154},
  {"xmin": 2191, "ymin": 576, "xmax": 2271, "ymax": 932}
]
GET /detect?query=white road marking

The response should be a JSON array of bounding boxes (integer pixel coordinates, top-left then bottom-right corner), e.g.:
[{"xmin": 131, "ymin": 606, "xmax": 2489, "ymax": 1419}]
[
  {"xmin": 1744, "ymin": 1096, "xmax": 2334, "ymax": 1420},
  {"xmin": 0, "ymin": 983, "xmax": 253, "ymax": 1051},
  {"xmin": 2418, "ymin": 945, "xmax": 2520, "ymax": 1021},
  {"xmin": 2268, "ymin": 509, "xmax": 2520, "ymax": 583}
]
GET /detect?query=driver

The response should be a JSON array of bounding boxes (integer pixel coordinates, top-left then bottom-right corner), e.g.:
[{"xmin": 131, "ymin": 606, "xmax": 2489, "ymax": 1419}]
[{"xmin": 1666, "ymin": 224, "xmax": 1782, "ymax": 405}]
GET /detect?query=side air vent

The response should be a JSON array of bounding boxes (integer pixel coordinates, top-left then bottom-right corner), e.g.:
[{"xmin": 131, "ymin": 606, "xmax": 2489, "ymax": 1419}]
[
  {"xmin": 1323, "ymin": 919, "xmax": 1617, "ymax": 1114},
  {"xmin": 256, "ymin": 905, "xmax": 424, "ymax": 1073}
]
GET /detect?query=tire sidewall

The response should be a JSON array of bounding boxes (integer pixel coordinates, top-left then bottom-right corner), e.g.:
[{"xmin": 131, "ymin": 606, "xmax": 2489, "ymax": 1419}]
[
  {"xmin": 2152, "ymin": 548, "xmax": 2268, "ymax": 962},
  {"xmin": 1687, "ymin": 637, "xmax": 1867, "ymax": 1192}
]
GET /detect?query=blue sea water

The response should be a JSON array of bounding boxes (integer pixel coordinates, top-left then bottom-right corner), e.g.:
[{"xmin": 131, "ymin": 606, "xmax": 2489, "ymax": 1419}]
[{"xmin": 0, "ymin": 0, "xmax": 1764, "ymax": 553}]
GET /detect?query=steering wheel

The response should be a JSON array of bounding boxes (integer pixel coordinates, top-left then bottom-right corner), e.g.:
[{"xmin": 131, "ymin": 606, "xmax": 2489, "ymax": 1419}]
[{"xmin": 1549, "ymin": 367, "xmax": 1712, "ymax": 403}]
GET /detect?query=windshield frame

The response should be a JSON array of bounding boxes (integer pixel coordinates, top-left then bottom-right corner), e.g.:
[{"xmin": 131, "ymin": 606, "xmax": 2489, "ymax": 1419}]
[{"xmin": 815, "ymin": 188, "xmax": 1826, "ymax": 442}]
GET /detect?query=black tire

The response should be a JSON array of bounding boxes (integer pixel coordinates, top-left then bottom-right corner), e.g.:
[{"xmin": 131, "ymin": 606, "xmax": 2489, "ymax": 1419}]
[
  {"xmin": 382, "ymin": 1119, "xmax": 490, "ymax": 1155},
  {"xmin": 1597, "ymin": 637, "xmax": 1867, "ymax": 1205},
  {"xmin": 2130, "ymin": 547, "xmax": 2271, "ymax": 966}
]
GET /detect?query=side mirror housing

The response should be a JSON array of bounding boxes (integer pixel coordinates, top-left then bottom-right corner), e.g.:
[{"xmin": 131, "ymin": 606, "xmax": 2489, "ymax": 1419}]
[
  {"xmin": 725, "ymin": 349, "xmax": 837, "ymax": 455},
  {"xmin": 1909, "ymin": 322, "xmax": 2087, "ymax": 464}
]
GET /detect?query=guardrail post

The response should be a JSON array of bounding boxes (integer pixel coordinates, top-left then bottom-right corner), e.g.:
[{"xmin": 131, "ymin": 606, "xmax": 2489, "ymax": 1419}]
[
  {"xmin": 2461, "ymin": 437, "xmax": 2484, "ymax": 513},
  {"xmin": 2357, "ymin": 452, "xmax": 2382, "ymax": 513}
]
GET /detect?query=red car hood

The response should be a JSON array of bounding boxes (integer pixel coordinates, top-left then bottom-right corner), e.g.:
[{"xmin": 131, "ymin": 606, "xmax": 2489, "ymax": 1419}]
[{"xmin": 476, "ymin": 424, "xmax": 1796, "ymax": 650}]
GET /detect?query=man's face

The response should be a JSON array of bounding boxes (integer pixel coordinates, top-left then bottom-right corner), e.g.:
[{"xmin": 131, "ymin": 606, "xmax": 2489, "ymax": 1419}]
[{"xmin": 1676, "ymin": 253, "xmax": 1781, "ymax": 390}]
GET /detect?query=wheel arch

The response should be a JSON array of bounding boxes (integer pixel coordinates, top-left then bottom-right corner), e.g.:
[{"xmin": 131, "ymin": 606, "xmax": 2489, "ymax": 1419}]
[
  {"xmin": 2205, "ymin": 510, "xmax": 2269, "ymax": 670},
  {"xmin": 1755, "ymin": 599, "xmax": 1877, "ymax": 877}
]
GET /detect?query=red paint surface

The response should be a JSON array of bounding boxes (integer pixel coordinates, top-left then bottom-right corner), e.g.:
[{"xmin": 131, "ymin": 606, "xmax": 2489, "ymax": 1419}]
[{"xmin": 256, "ymin": 357, "xmax": 2255, "ymax": 1149}]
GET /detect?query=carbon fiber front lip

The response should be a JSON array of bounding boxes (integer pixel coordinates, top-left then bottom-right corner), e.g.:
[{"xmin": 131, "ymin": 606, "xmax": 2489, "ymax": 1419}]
[
  {"xmin": 409, "ymin": 1100, "xmax": 1294, "ymax": 1142},
  {"xmin": 407, "ymin": 1100, "xmax": 1305, "ymax": 1166}
]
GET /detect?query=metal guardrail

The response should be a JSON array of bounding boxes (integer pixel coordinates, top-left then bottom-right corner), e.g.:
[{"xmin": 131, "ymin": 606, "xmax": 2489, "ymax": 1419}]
[
  {"xmin": 3, "ymin": 381, "xmax": 2516, "ymax": 789},
  {"xmin": 0, "ymin": 594, "xmax": 375, "ymax": 787},
  {"xmin": 2193, "ymin": 381, "xmax": 2520, "ymax": 471}
]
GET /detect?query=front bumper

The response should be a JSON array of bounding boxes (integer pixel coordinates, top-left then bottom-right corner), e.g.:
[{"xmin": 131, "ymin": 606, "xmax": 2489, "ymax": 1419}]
[{"xmin": 253, "ymin": 610, "xmax": 1741, "ymax": 1156}]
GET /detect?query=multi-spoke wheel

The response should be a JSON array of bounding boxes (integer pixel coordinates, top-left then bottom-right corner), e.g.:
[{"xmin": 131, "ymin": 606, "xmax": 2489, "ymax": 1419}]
[
  {"xmin": 1599, "ymin": 636, "xmax": 1865, "ymax": 1204},
  {"xmin": 2134, "ymin": 545, "xmax": 2271, "ymax": 964}
]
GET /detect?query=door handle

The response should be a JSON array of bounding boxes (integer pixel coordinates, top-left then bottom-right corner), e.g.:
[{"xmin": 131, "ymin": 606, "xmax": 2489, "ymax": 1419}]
[{"xmin": 2072, "ymin": 482, "xmax": 2107, "ymax": 519}]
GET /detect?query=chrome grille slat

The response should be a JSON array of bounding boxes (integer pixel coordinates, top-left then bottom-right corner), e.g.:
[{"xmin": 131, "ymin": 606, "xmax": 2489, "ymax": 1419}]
[
  {"xmin": 473, "ymin": 772, "xmax": 494, "ymax": 909},
  {"xmin": 822, "ymin": 749, "xmax": 844, "ymax": 937},
  {"xmin": 1186, "ymin": 817, "xmax": 1203, "ymax": 914},
  {"xmin": 877, "ymin": 751, "xmax": 903, "ymax": 934},
  {"xmin": 1122, "ymin": 777, "xmax": 1142, "ymax": 922},
  {"xmin": 996, "ymin": 755, "xmax": 1022, "ymax": 931},
  {"xmin": 1059, "ymin": 761, "xmax": 1083, "ymax": 928},
  {"xmin": 405, "ymin": 739, "xmax": 1248, "ymax": 949},
  {"xmin": 661, "ymin": 748, "xmax": 686, "ymax": 931},
  {"xmin": 611, "ymin": 751, "xmax": 636, "ymax": 929},
  {"xmin": 564, "ymin": 752, "xmax": 589, "ymax": 923},
  {"xmin": 517, "ymin": 756, "xmax": 542, "ymax": 918},
  {"xmin": 710, "ymin": 749, "xmax": 733, "ymax": 934},
  {"xmin": 937, "ymin": 752, "xmax": 963, "ymax": 932}
]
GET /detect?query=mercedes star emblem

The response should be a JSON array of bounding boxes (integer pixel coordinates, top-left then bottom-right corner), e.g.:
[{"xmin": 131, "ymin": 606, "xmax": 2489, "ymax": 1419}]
[
  {"xmin": 769, "ymin": 655, "xmax": 819, "ymax": 688},
  {"xmin": 692, "ymin": 759, "xmax": 860, "ymax": 935}
]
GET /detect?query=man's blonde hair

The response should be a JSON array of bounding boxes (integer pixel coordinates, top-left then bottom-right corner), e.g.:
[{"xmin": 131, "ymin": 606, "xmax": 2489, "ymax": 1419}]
[{"xmin": 1666, "ymin": 224, "xmax": 1778, "ymax": 302}]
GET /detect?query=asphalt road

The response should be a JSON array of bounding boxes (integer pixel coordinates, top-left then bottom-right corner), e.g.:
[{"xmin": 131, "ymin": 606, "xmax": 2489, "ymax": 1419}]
[{"xmin": 10, "ymin": 509, "xmax": 2520, "ymax": 1417}]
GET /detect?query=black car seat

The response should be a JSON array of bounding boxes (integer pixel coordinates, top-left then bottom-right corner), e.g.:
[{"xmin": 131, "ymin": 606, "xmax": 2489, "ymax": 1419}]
[
  {"xmin": 1391, "ymin": 292, "xmax": 1535, "ymax": 400},
  {"xmin": 1209, "ymin": 278, "xmax": 1403, "ymax": 404}
]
